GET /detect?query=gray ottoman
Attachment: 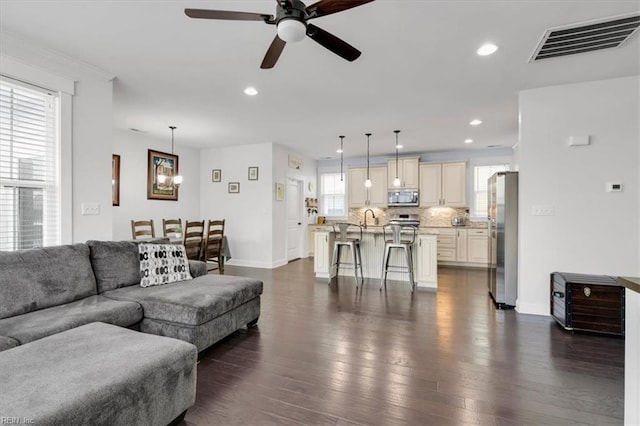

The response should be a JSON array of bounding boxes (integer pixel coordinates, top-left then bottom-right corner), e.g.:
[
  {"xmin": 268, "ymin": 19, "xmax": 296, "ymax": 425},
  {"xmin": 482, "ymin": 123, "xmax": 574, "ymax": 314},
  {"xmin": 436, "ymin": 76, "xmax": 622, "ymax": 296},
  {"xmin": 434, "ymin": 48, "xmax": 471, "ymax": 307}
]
[{"xmin": 0, "ymin": 322, "xmax": 197, "ymax": 426}]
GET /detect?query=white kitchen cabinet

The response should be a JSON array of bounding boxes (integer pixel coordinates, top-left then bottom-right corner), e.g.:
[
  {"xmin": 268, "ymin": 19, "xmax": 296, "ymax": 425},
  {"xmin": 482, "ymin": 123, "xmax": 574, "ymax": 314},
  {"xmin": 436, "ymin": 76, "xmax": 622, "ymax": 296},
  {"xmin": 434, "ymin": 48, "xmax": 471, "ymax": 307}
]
[
  {"xmin": 348, "ymin": 166, "xmax": 387, "ymax": 208},
  {"xmin": 308, "ymin": 225, "xmax": 327, "ymax": 257},
  {"xmin": 455, "ymin": 228, "xmax": 468, "ymax": 262},
  {"xmin": 467, "ymin": 228, "xmax": 489, "ymax": 264},
  {"xmin": 419, "ymin": 162, "xmax": 466, "ymax": 207},
  {"xmin": 314, "ymin": 231, "xmax": 334, "ymax": 279},
  {"xmin": 387, "ymin": 157, "xmax": 420, "ymax": 188},
  {"xmin": 416, "ymin": 234, "xmax": 437, "ymax": 288}
]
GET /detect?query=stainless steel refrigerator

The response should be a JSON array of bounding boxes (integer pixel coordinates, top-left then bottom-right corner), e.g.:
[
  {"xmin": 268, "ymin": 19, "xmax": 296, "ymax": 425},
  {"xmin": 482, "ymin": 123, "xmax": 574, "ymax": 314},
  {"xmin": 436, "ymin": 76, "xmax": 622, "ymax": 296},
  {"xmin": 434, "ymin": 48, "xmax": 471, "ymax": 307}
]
[{"xmin": 488, "ymin": 171, "xmax": 518, "ymax": 308}]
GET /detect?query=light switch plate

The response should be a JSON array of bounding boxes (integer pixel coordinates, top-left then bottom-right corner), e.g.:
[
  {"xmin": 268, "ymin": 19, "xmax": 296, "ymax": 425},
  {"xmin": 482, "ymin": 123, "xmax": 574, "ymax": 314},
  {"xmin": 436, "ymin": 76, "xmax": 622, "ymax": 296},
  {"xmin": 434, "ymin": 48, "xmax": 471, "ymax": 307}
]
[
  {"xmin": 532, "ymin": 205, "xmax": 554, "ymax": 216},
  {"xmin": 81, "ymin": 203, "xmax": 100, "ymax": 215}
]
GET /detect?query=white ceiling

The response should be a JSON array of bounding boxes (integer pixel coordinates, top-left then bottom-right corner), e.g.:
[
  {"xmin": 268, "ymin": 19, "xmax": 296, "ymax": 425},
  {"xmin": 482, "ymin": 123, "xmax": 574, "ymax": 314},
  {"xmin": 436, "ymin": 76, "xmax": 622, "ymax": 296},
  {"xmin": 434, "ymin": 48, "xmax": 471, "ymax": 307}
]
[{"xmin": 1, "ymin": 1, "xmax": 638, "ymax": 159}]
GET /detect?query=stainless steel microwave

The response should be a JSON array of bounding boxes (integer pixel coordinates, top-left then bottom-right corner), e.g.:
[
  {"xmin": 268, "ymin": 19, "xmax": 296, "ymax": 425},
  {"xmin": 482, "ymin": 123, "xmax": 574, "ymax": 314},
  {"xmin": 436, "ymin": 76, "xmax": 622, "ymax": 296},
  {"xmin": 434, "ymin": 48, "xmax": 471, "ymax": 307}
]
[{"xmin": 387, "ymin": 189, "xmax": 419, "ymax": 206}]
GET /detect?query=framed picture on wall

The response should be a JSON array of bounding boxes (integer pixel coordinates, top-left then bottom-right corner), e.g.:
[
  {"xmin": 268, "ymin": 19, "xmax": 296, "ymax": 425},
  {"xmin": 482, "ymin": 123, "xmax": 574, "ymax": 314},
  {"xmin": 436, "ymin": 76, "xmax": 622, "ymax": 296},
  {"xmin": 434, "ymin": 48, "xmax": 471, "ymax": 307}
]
[
  {"xmin": 112, "ymin": 154, "xmax": 120, "ymax": 206},
  {"xmin": 248, "ymin": 166, "xmax": 258, "ymax": 181},
  {"xmin": 228, "ymin": 182, "xmax": 240, "ymax": 193},
  {"xmin": 212, "ymin": 169, "xmax": 221, "ymax": 182},
  {"xmin": 275, "ymin": 182, "xmax": 284, "ymax": 201},
  {"xmin": 147, "ymin": 149, "xmax": 179, "ymax": 201}
]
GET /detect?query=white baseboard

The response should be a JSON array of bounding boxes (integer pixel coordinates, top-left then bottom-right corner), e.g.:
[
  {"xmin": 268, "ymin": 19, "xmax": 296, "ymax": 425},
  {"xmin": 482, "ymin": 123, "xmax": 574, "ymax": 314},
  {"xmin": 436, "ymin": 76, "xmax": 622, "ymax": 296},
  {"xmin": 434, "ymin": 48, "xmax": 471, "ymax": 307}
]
[
  {"xmin": 515, "ymin": 300, "xmax": 549, "ymax": 316},
  {"xmin": 417, "ymin": 281, "xmax": 438, "ymax": 289},
  {"xmin": 225, "ymin": 258, "xmax": 287, "ymax": 269}
]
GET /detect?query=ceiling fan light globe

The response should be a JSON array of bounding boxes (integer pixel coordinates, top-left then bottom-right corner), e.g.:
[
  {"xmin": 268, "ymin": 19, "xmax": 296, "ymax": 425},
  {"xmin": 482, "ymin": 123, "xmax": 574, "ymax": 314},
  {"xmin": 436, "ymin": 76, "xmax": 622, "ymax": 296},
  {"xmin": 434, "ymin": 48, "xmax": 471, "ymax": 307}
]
[{"xmin": 277, "ymin": 19, "xmax": 306, "ymax": 43}]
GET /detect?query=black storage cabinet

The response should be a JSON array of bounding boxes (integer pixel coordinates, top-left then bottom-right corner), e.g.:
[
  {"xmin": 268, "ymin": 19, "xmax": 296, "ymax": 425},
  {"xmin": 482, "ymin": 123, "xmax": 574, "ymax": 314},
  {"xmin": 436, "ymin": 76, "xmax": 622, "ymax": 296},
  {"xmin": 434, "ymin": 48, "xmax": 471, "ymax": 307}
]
[{"xmin": 550, "ymin": 272, "xmax": 625, "ymax": 336}]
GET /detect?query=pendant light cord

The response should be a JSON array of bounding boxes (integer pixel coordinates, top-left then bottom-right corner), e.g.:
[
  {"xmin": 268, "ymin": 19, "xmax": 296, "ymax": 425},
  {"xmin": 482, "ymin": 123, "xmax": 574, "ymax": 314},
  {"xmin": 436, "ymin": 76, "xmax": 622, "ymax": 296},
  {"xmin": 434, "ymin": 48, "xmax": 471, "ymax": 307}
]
[
  {"xmin": 169, "ymin": 125, "xmax": 176, "ymax": 154},
  {"xmin": 394, "ymin": 130, "xmax": 400, "ymax": 179},
  {"xmin": 339, "ymin": 136, "xmax": 345, "ymax": 181},
  {"xmin": 365, "ymin": 133, "xmax": 371, "ymax": 180}
]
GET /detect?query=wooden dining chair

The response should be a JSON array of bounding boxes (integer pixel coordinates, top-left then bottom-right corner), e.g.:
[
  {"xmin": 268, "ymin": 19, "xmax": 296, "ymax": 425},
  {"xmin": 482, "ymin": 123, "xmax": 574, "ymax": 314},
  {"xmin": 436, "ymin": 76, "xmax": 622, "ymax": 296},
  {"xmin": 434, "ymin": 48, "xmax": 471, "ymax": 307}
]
[
  {"xmin": 182, "ymin": 220, "xmax": 205, "ymax": 261},
  {"xmin": 131, "ymin": 220, "xmax": 155, "ymax": 240},
  {"xmin": 162, "ymin": 218, "xmax": 182, "ymax": 237},
  {"xmin": 203, "ymin": 219, "xmax": 225, "ymax": 274}
]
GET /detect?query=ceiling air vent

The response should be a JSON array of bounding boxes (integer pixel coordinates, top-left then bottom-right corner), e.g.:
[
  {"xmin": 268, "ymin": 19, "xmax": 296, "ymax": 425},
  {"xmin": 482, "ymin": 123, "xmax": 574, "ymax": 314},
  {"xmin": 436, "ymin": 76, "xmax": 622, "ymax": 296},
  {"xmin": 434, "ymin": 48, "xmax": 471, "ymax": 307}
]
[{"xmin": 530, "ymin": 13, "xmax": 640, "ymax": 62}]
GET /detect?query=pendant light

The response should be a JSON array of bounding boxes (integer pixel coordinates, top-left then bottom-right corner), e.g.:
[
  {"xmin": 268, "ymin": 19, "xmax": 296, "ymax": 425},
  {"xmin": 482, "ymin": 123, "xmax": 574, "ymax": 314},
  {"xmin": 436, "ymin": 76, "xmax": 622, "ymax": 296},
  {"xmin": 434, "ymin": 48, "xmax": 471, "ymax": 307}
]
[
  {"xmin": 364, "ymin": 133, "xmax": 372, "ymax": 188},
  {"xmin": 159, "ymin": 126, "xmax": 183, "ymax": 188},
  {"xmin": 337, "ymin": 135, "xmax": 345, "ymax": 181},
  {"xmin": 393, "ymin": 130, "xmax": 402, "ymax": 187}
]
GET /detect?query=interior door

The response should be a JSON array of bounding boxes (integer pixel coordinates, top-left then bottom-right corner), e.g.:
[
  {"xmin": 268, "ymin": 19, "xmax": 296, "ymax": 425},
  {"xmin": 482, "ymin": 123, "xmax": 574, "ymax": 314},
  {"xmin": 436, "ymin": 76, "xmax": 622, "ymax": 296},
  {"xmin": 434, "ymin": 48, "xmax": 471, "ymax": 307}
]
[{"xmin": 286, "ymin": 179, "xmax": 302, "ymax": 261}]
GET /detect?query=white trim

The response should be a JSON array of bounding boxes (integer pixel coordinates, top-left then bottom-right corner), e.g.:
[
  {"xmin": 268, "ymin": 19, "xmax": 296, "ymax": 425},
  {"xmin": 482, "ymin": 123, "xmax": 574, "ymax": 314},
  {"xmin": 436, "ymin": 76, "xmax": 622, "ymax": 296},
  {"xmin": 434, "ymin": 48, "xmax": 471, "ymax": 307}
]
[
  {"xmin": 515, "ymin": 301, "xmax": 549, "ymax": 316},
  {"xmin": 416, "ymin": 281, "xmax": 438, "ymax": 289},
  {"xmin": 226, "ymin": 258, "xmax": 288, "ymax": 269},
  {"xmin": 60, "ymin": 92, "xmax": 73, "ymax": 244},
  {"xmin": 1, "ymin": 55, "xmax": 75, "ymax": 94}
]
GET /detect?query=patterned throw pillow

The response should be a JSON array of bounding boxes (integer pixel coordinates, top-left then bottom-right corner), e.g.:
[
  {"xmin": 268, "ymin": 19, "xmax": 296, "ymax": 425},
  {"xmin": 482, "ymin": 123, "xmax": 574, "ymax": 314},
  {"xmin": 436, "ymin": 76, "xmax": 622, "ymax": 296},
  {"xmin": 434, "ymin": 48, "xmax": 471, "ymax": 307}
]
[{"xmin": 138, "ymin": 244, "xmax": 192, "ymax": 287}]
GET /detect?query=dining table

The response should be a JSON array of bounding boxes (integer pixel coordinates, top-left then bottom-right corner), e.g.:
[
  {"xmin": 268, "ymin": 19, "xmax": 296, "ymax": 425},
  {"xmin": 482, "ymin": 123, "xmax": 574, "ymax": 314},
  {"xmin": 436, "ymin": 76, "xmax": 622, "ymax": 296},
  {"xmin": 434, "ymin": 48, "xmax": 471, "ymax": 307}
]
[{"xmin": 169, "ymin": 235, "xmax": 232, "ymax": 268}]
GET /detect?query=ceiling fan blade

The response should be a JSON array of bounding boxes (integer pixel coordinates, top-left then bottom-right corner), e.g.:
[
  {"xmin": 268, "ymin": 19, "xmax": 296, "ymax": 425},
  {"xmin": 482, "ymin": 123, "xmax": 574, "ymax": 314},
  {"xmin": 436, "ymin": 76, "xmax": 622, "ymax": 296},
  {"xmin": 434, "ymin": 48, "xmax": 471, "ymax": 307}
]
[
  {"xmin": 305, "ymin": 0, "xmax": 374, "ymax": 18},
  {"xmin": 261, "ymin": 36, "xmax": 287, "ymax": 69},
  {"xmin": 184, "ymin": 8, "xmax": 272, "ymax": 22},
  {"xmin": 306, "ymin": 23, "xmax": 361, "ymax": 62}
]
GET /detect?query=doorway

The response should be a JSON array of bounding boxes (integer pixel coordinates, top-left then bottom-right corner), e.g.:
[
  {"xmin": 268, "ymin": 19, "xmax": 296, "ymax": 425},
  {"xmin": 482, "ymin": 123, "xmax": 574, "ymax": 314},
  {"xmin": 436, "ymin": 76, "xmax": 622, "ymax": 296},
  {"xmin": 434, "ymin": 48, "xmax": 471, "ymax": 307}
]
[{"xmin": 286, "ymin": 178, "xmax": 303, "ymax": 262}]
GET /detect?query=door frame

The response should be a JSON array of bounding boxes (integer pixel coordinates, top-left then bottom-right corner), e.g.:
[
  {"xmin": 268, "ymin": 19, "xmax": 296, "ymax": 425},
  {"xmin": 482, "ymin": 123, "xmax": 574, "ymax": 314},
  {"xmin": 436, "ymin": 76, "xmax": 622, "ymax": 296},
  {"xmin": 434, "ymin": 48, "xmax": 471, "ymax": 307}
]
[{"xmin": 285, "ymin": 177, "xmax": 304, "ymax": 261}]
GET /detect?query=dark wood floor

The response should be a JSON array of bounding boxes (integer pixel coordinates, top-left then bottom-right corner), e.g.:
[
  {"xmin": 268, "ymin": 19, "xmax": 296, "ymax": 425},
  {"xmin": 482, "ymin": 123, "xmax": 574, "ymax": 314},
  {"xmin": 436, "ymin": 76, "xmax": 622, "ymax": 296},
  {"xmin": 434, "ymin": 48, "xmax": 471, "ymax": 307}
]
[{"xmin": 184, "ymin": 260, "xmax": 624, "ymax": 425}]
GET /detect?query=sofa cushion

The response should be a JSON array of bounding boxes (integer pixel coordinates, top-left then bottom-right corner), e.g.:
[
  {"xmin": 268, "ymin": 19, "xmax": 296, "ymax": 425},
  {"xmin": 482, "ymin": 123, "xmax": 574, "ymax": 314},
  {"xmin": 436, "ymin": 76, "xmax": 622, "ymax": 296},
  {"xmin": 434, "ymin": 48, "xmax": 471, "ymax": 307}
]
[
  {"xmin": 139, "ymin": 244, "xmax": 192, "ymax": 287},
  {"xmin": 0, "ymin": 336, "xmax": 19, "ymax": 352},
  {"xmin": 0, "ymin": 244, "xmax": 97, "ymax": 319},
  {"xmin": 104, "ymin": 274, "xmax": 263, "ymax": 326},
  {"xmin": 0, "ymin": 322, "xmax": 197, "ymax": 426},
  {"xmin": 0, "ymin": 295, "xmax": 143, "ymax": 344},
  {"xmin": 87, "ymin": 238, "xmax": 169, "ymax": 293}
]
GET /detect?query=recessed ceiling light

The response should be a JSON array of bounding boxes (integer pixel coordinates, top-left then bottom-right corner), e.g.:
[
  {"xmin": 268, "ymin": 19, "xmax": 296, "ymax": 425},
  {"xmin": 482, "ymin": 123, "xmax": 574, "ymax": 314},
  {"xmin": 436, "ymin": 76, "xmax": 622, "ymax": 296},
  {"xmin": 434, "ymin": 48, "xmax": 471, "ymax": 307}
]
[
  {"xmin": 464, "ymin": 139, "xmax": 473, "ymax": 144},
  {"xmin": 243, "ymin": 86, "xmax": 258, "ymax": 96},
  {"xmin": 469, "ymin": 119, "xmax": 483, "ymax": 126},
  {"xmin": 477, "ymin": 43, "xmax": 498, "ymax": 56}
]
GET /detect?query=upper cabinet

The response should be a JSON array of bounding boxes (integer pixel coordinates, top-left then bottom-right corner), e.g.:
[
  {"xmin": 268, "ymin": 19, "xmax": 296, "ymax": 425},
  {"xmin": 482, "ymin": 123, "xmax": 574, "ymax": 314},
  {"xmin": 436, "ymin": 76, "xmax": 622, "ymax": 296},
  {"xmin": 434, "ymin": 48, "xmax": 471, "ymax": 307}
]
[
  {"xmin": 349, "ymin": 166, "xmax": 387, "ymax": 208},
  {"xmin": 387, "ymin": 157, "xmax": 420, "ymax": 188},
  {"xmin": 419, "ymin": 161, "xmax": 466, "ymax": 207}
]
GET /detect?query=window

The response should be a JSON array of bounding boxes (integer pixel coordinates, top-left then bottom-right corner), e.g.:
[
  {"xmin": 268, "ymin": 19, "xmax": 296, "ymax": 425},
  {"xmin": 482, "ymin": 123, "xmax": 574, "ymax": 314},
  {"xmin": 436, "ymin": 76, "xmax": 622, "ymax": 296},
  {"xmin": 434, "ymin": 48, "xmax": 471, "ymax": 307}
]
[
  {"xmin": 0, "ymin": 77, "xmax": 60, "ymax": 251},
  {"xmin": 319, "ymin": 172, "xmax": 346, "ymax": 217},
  {"xmin": 472, "ymin": 164, "xmax": 509, "ymax": 218}
]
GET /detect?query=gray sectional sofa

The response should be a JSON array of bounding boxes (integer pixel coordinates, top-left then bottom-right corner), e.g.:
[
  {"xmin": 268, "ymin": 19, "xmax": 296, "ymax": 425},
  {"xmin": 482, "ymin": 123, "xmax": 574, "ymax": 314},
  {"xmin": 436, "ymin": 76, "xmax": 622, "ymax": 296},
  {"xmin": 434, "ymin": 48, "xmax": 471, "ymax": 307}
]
[{"xmin": 0, "ymin": 239, "xmax": 263, "ymax": 425}]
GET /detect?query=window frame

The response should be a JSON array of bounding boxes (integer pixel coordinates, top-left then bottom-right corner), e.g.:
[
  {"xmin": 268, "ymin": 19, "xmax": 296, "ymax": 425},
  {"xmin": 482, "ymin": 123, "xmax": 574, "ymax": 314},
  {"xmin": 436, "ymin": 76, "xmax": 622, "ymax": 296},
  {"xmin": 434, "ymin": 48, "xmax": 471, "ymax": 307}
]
[
  {"xmin": 1, "ymin": 58, "xmax": 73, "ymax": 247},
  {"xmin": 317, "ymin": 167, "xmax": 348, "ymax": 220},
  {"xmin": 467, "ymin": 157, "xmax": 512, "ymax": 220}
]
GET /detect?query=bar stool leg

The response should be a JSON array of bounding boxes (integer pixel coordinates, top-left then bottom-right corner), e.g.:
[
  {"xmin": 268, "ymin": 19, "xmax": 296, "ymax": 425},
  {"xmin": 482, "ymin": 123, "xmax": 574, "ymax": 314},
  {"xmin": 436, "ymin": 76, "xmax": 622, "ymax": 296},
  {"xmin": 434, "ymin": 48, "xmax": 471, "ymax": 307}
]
[
  {"xmin": 380, "ymin": 244, "xmax": 391, "ymax": 291},
  {"xmin": 349, "ymin": 242, "xmax": 359, "ymax": 287},
  {"xmin": 405, "ymin": 245, "xmax": 415, "ymax": 293},
  {"xmin": 329, "ymin": 243, "xmax": 339, "ymax": 284},
  {"xmin": 355, "ymin": 242, "xmax": 364, "ymax": 286}
]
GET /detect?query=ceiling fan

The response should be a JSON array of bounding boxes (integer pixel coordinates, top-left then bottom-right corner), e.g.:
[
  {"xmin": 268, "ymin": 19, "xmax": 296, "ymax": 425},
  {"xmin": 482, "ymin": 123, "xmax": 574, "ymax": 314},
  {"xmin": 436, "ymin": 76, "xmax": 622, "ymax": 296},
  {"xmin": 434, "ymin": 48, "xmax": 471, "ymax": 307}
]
[{"xmin": 185, "ymin": 0, "xmax": 375, "ymax": 69}]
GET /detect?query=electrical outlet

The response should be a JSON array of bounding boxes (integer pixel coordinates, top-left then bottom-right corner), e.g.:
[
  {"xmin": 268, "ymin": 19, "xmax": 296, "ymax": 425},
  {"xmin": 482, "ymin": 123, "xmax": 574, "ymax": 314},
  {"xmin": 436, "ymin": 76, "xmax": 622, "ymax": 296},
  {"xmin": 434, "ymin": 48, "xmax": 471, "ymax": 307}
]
[
  {"xmin": 532, "ymin": 205, "xmax": 554, "ymax": 216},
  {"xmin": 81, "ymin": 203, "xmax": 100, "ymax": 216}
]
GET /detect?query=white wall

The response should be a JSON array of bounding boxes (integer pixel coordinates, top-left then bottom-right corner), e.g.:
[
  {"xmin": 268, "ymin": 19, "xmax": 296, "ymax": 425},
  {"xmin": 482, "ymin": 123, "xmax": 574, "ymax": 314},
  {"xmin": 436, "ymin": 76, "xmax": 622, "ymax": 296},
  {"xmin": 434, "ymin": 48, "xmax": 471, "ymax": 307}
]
[
  {"xmin": 518, "ymin": 76, "xmax": 640, "ymax": 315},
  {"xmin": 1, "ymin": 33, "xmax": 114, "ymax": 243},
  {"xmin": 112, "ymin": 129, "xmax": 201, "ymax": 240},
  {"xmin": 200, "ymin": 143, "xmax": 274, "ymax": 268},
  {"xmin": 272, "ymin": 144, "xmax": 317, "ymax": 266}
]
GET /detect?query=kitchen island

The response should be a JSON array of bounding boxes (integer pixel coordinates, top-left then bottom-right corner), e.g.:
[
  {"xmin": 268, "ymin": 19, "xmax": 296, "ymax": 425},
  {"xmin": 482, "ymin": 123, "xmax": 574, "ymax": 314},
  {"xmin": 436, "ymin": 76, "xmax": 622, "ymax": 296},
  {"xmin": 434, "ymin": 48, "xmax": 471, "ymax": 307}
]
[{"xmin": 313, "ymin": 227, "xmax": 438, "ymax": 288}]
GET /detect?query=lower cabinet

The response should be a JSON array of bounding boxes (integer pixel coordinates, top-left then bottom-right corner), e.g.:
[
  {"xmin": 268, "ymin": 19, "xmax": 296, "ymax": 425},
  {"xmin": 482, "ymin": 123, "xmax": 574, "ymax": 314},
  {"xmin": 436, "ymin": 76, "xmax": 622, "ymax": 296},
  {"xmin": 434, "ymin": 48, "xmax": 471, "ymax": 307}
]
[
  {"xmin": 416, "ymin": 234, "xmax": 437, "ymax": 287},
  {"xmin": 425, "ymin": 227, "xmax": 489, "ymax": 267},
  {"xmin": 314, "ymin": 231, "xmax": 334, "ymax": 279},
  {"xmin": 467, "ymin": 229, "xmax": 489, "ymax": 264}
]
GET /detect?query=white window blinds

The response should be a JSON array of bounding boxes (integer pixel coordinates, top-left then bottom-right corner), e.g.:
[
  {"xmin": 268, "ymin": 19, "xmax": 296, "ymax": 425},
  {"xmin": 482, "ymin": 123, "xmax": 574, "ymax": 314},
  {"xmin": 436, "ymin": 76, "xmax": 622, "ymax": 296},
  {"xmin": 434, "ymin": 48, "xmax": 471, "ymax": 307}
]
[
  {"xmin": 0, "ymin": 77, "xmax": 60, "ymax": 251},
  {"xmin": 320, "ymin": 172, "xmax": 346, "ymax": 217}
]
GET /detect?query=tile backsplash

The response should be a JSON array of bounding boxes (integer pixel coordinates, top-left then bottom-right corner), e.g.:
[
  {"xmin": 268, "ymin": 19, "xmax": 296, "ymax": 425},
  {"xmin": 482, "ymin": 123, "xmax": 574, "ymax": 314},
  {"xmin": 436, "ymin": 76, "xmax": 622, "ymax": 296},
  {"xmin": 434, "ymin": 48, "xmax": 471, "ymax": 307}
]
[{"xmin": 347, "ymin": 207, "xmax": 487, "ymax": 228}]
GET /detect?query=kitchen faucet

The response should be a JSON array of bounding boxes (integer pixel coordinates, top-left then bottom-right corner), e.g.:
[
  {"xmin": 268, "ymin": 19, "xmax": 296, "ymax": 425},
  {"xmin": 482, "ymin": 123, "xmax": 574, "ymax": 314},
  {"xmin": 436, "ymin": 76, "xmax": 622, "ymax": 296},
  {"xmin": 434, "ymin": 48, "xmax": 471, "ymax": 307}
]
[{"xmin": 363, "ymin": 209, "xmax": 376, "ymax": 229}]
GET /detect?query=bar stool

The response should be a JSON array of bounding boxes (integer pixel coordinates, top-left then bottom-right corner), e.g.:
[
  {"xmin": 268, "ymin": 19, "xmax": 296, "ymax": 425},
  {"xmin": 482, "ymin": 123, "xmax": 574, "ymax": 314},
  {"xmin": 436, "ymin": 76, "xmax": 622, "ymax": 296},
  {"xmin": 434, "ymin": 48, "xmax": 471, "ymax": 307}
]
[
  {"xmin": 330, "ymin": 223, "xmax": 364, "ymax": 287},
  {"xmin": 380, "ymin": 224, "xmax": 417, "ymax": 292}
]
